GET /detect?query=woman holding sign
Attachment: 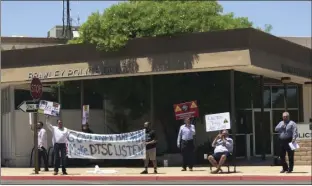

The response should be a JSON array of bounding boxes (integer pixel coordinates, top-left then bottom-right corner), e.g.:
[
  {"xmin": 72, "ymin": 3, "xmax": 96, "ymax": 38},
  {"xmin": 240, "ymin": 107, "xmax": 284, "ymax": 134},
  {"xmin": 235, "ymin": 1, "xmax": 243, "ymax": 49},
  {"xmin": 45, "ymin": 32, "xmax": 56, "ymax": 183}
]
[{"xmin": 45, "ymin": 116, "xmax": 69, "ymax": 175}]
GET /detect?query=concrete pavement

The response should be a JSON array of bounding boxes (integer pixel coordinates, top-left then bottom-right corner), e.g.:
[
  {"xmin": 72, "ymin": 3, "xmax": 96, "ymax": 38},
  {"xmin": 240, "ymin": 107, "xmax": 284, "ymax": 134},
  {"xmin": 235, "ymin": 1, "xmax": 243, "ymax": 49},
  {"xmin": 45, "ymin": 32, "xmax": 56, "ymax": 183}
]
[{"xmin": 1, "ymin": 166, "xmax": 311, "ymax": 181}]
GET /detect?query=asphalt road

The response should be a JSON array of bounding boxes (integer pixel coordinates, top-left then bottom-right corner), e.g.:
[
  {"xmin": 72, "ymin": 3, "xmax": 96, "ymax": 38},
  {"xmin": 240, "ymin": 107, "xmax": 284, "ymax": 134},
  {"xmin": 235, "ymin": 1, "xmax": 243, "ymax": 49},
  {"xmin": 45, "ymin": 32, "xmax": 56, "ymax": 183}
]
[{"xmin": 1, "ymin": 180, "xmax": 311, "ymax": 185}]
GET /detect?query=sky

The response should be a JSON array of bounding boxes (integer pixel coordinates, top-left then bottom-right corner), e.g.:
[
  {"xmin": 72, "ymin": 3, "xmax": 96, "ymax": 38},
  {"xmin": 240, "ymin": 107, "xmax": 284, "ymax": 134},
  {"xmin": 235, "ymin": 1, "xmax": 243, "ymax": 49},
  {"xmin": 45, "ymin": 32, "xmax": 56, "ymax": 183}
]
[{"xmin": 1, "ymin": 1, "xmax": 311, "ymax": 37}]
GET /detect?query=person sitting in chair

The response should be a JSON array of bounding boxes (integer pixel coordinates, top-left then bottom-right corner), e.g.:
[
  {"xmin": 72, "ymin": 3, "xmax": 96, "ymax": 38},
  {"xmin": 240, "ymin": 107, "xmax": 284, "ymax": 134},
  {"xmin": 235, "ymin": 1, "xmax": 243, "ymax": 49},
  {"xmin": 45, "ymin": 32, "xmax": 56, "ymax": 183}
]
[{"xmin": 208, "ymin": 129, "xmax": 233, "ymax": 174}]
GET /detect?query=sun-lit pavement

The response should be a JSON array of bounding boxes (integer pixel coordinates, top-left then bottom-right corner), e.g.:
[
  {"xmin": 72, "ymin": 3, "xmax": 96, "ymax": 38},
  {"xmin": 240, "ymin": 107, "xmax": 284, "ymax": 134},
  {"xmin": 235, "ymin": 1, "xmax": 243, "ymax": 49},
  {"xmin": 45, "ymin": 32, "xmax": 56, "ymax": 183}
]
[
  {"xmin": 2, "ymin": 166, "xmax": 311, "ymax": 177},
  {"xmin": 1, "ymin": 166, "xmax": 311, "ymax": 185}
]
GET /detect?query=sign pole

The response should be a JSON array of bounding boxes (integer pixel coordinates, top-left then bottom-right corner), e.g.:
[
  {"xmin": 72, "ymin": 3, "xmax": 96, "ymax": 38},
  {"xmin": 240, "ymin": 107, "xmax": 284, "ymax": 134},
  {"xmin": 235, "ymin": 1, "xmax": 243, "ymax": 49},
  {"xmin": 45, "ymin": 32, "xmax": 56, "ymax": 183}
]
[
  {"xmin": 30, "ymin": 77, "xmax": 43, "ymax": 174},
  {"xmin": 33, "ymin": 110, "xmax": 39, "ymax": 174}
]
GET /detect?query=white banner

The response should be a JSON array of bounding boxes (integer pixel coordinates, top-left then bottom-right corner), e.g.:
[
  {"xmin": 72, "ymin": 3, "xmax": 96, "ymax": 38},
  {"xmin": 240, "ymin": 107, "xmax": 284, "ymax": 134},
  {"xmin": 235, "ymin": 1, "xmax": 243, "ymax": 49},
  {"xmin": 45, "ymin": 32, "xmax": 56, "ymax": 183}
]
[
  {"xmin": 67, "ymin": 129, "xmax": 146, "ymax": 159},
  {"xmin": 82, "ymin": 105, "xmax": 89, "ymax": 125},
  {"xmin": 205, "ymin": 112, "xmax": 231, "ymax": 132},
  {"xmin": 38, "ymin": 100, "xmax": 61, "ymax": 117}
]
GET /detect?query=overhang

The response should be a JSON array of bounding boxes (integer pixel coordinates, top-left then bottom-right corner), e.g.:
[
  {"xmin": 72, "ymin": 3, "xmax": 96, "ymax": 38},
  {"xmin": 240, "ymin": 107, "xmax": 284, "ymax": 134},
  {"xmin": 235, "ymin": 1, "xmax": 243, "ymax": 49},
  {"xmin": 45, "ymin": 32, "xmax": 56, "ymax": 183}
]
[{"xmin": 1, "ymin": 28, "xmax": 311, "ymax": 85}]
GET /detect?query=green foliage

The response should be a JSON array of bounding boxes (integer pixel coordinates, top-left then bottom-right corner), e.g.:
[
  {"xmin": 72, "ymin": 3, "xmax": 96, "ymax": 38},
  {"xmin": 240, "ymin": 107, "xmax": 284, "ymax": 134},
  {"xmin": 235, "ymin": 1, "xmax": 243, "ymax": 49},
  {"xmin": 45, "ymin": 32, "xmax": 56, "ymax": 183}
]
[{"xmin": 69, "ymin": 1, "xmax": 257, "ymax": 51}]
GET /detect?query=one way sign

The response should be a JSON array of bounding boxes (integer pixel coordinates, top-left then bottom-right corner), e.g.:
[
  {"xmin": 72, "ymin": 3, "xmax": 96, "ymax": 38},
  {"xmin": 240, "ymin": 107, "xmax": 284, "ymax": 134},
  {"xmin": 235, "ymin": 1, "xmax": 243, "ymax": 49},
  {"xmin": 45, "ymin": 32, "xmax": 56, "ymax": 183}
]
[{"xmin": 18, "ymin": 101, "xmax": 38, "ymax": 112}]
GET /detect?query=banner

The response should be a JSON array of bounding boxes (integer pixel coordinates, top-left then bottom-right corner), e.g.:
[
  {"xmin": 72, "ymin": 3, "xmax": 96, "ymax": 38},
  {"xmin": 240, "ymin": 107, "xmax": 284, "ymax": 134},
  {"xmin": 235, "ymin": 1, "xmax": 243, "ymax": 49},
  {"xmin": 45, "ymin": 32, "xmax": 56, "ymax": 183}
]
[
  {"xmin": 82, "ymin": 105, "xmax": 89, "ymax": 125},
  {"xmin": 67, "ymin": 129, "xmax": 146, "ymax": 159},
  {"xmin": 205, "ymin": 112, "xmax": 231, "ymax": 132},
  {"xmin": 38, "ymin": 100, "xmax": 61, "ymax": 117},
  {"xmin": 173, "ymin": 101, "xmax": 199, "ymax": 120}
]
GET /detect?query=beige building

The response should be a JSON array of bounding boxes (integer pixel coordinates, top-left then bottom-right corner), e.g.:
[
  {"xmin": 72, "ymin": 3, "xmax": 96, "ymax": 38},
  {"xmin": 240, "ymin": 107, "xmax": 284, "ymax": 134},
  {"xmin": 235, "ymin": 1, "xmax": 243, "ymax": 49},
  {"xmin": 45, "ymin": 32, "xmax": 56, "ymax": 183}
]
[{"xmin": 1, "ymin": 28, "xmax": 311, "ymax": 167}]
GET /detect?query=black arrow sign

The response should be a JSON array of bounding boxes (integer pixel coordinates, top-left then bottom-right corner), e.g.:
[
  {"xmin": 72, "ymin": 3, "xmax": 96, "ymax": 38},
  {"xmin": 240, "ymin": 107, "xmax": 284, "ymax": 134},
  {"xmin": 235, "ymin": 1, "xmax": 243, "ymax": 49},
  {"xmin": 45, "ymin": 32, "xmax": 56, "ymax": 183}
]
[{"xmin": 18, "ymin": 101, "xmax": 38, "ymax": 112}]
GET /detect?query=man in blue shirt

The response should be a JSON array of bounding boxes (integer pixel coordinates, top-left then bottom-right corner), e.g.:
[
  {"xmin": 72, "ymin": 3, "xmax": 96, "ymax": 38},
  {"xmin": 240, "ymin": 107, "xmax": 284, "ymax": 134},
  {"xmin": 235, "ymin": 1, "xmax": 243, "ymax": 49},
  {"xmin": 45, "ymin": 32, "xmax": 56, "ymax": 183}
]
[
  {"xmin": 177, "ymin": 118, "xmax": 196, "ymax": 171},
  {"xmin": 275, "ymin": 112, "xmax": 298, "ymax": 173}
]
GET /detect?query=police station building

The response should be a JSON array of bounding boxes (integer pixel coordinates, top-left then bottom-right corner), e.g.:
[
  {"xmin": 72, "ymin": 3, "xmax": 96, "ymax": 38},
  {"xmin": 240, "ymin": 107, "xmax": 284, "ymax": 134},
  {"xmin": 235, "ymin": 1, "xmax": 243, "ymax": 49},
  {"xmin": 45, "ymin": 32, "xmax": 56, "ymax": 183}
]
[{"xmin": 1, "ymin": 28, "xmax": 311, "ymax": 167}]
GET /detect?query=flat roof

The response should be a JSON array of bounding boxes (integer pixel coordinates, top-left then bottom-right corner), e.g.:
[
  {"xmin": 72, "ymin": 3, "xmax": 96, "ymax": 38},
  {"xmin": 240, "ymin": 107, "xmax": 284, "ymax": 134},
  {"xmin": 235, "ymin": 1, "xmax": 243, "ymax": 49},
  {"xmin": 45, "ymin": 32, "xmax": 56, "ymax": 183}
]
[{"xmin": 2, "ymin": 28, "xmax": 311, "ymax": 70}]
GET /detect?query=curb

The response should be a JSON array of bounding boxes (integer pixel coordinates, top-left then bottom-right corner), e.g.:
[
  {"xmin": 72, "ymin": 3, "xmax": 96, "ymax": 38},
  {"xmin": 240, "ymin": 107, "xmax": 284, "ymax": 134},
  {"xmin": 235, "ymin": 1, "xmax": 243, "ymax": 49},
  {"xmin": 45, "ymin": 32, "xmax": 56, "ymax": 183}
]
[{"xmin": 1, "ymin": 175, "xmax": 311, "ymax": 181}]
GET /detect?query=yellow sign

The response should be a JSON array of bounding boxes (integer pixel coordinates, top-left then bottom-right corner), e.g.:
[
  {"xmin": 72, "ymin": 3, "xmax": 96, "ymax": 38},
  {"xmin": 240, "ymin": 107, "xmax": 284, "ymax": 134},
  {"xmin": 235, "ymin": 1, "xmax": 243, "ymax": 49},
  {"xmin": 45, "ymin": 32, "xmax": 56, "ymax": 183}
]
[
  {"xmin": 175, "ymin": 105, "xmax": 182, "ymax": 112},
  {"xmin": 190, "ymin": 101, "xmax": 197, "ymax": 108}
]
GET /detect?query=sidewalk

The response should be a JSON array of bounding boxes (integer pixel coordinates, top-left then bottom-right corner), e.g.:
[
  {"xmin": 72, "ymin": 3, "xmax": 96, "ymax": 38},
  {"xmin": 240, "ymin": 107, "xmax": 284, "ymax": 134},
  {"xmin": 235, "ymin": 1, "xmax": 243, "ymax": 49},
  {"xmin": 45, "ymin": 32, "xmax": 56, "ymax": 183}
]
[{"xmin": 1, "ymin": 166, "xmax": 311, "ymax": 181}]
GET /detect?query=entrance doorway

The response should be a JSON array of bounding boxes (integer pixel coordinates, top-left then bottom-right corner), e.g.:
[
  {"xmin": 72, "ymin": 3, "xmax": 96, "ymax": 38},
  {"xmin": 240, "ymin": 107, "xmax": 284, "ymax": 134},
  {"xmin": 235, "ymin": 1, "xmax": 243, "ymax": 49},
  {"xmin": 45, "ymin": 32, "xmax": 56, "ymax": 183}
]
[{"xmin": 253, "ymin": 109, "xmax": 273, "ymax": 156}]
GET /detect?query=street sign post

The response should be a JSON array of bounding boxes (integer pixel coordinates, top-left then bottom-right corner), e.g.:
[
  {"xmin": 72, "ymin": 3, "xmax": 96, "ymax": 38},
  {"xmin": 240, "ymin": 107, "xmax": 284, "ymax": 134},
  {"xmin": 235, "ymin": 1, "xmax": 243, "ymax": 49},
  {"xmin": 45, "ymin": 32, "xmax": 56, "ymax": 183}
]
[
  {"xmin": 30, "ymin": 77, "xmax": 42, "ymax": 174},
  {"xmin": 18, "ymin": 101, "xmax": 38, "ymax": 112}
]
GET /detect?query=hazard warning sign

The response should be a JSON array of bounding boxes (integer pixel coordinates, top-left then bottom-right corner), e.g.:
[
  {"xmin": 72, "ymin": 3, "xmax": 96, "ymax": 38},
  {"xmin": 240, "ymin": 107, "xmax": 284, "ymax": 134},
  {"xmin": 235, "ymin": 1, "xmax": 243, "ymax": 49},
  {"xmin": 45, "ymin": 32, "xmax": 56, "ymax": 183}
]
[{"xmin": 173, "ymin": 101, "xmax": 199, "ymax": 120}]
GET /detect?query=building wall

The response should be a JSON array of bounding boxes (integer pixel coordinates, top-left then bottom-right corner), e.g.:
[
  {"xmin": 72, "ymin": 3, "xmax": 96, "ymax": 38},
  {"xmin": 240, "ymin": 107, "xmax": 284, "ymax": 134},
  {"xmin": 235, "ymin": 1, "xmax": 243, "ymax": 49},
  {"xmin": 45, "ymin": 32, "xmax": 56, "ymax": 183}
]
[
  {"xmin": 302, "ymin": 85, "xmax": 312, "ymax": 123},
  {"xmin": 3, "ymin": 109, "xmax": 105, "ymax": 167}
]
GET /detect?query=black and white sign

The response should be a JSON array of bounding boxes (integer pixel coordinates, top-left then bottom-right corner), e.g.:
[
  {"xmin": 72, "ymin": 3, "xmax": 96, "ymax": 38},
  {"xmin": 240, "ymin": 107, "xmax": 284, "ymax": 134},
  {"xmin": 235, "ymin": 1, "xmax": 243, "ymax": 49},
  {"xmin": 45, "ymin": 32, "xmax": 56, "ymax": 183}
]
[{"xmin": 18, "ymin": 101, "xmax": 38, "ymax": 112}]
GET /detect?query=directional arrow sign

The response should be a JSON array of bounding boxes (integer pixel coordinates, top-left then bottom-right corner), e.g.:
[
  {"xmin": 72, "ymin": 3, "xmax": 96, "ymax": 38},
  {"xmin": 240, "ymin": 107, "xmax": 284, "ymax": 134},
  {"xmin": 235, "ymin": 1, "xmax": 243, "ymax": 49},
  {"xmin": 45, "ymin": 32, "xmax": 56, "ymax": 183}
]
[{"xmin": 18, "ymin": 101, "xmax": 38, "ymax": 112}]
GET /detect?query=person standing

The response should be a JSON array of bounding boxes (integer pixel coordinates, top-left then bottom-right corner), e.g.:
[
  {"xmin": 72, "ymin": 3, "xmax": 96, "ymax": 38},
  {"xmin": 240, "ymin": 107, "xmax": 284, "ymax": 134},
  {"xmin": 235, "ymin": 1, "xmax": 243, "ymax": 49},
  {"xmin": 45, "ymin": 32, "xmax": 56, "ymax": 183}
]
[
  {"xmin": 141, "ymin": 122, "xmax": 158, "ymax": 174},
  {"xmin": 45, "ymin": 116, "xmax": 69, "ymax": 175},
  {"xmin": 275, "ymin": 112, "xmax": 298, "ymax": 173},
  {"xmin": 82, "ymin": 124, "xmax": 93, "ymax": 133},
  {"xmin": 177, "ymin": 118, "xmax": 196, "ymax": 171},
  {"xmin": 29, "ymin": 121, "xmax": 49, "ymax": 171}
]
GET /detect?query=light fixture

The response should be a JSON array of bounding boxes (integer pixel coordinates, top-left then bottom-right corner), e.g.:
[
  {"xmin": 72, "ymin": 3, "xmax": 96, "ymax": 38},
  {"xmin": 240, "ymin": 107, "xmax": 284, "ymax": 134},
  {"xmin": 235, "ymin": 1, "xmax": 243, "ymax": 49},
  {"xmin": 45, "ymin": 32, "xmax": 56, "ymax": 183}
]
[{"xmin": 281, "ymin": 77, "xmax": 291, "ymax": 84}]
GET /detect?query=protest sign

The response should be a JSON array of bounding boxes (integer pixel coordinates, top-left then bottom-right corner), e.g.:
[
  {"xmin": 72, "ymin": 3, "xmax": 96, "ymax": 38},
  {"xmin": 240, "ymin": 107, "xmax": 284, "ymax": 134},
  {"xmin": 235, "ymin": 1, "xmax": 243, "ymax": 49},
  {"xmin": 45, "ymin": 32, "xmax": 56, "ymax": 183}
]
[
  {"xmin": 173, "ymin": 101, "xmax": 199, "ymax": 120},
  {"xmin": 37, "ymin": 100, "xmax": 61, "ymax": 117},
  {"xmin": 82, "ymin": 105, "xmax": 89, "ymax": 125},
  {"xmin": 205, "ymin": 112, "xmax": 231, "ymax": 132},
  {"xmin": 67, "ymin": 129, "xmax": 146, "ymax": 159}
]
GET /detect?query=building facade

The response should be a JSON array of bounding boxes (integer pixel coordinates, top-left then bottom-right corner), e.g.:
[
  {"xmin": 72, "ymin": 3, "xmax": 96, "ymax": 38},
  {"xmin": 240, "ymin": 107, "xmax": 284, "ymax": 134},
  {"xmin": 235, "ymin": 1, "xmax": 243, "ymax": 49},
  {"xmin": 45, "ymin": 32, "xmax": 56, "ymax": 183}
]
[{"xmin": 1, "ymin": 28, "xmax": 311, "ymax": 167}]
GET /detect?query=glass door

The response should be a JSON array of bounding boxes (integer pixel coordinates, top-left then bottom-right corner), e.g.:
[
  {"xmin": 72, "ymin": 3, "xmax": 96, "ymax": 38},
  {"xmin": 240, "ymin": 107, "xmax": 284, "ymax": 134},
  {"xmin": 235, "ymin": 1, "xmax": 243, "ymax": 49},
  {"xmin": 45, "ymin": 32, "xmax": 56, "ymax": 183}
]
[{"xmin": 253, "ymin": 110, "xmax": 273, "ymax": 156}]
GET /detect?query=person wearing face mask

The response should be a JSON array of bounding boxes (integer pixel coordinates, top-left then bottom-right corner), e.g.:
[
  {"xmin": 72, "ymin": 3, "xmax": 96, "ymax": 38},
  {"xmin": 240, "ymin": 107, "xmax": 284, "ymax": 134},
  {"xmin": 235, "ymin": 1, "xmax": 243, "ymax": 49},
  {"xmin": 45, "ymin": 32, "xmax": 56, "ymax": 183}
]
[
  {"xmin": 29, "ymin": 120, "xmax": 49, "ymax": 171},
  {"xmin": 45, "ymin": 116, "xmax": 69, "ymax": 175},
  {"xmin": 141, "ymin": 121, "xmax": 157, "ymax": 174},
  {"xmin": 177, "ymin": 118, "xmax": 196, "ymax": 171},
  {"xmin": 275, "ymin": 112, "xmax": 298, "ymax": 173}
]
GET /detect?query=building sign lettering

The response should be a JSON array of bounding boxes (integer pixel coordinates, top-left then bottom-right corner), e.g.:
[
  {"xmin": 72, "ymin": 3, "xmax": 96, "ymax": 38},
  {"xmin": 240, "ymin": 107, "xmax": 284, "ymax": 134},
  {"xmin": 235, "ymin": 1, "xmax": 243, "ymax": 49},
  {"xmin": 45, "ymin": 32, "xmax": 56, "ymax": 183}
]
[
  {"xmin": 281, "ymin": 64, "xmax": 312, "ymax": 78},
  {"xmin": 28, "ymin": 65, "xmax": 120, "ymax": 80}
]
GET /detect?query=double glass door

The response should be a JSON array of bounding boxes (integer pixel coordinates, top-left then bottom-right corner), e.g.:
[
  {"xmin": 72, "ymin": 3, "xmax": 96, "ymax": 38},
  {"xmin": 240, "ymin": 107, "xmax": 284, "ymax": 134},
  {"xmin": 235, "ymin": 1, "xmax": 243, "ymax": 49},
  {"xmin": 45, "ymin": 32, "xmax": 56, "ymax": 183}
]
[{"xmin": 253, "ymin": 110, "xmax": 273, "ymax": 156}]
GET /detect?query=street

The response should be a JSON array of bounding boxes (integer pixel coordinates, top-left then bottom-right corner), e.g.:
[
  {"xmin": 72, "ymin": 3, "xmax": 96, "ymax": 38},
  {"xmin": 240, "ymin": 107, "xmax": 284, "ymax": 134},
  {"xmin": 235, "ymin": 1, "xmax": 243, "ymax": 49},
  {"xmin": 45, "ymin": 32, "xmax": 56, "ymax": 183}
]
[{"xmin": 1, "ymin": 180, "xmax": 311, "ymax": 185}]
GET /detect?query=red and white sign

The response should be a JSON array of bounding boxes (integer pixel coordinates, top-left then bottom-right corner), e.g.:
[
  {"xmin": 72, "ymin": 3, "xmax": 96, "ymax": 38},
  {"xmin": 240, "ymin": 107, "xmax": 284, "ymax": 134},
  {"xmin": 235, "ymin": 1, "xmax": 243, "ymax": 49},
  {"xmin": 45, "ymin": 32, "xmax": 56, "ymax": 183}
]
[
  {"xmin": 30, "ymin": 77, "xmax": 43, "ymax": 100},
  {"xmin": 173, "ymin": 101, "xmax": 199, "ymax": 120}
]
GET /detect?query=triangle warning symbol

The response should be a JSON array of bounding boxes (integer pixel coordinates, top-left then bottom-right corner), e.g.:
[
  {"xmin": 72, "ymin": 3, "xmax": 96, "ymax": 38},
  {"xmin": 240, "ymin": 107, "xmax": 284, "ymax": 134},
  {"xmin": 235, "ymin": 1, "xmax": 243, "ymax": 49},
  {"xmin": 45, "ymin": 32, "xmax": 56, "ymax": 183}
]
[
  {"xmin": 190, "ymin": 102, "xmax": 197, "ymax": 108},
  {"xmin": 224, "ymin": 119, "xmax": 228, "ymax": 123},
  {"xmin": 175, "ymin": 106, "xmax": 182, "ymax": 112}
]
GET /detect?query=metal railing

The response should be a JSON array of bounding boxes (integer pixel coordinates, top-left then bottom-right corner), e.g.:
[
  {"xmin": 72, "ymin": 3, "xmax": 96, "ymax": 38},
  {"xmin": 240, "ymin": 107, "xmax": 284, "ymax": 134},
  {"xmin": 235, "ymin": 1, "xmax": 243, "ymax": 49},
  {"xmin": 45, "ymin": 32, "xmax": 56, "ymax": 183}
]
[{"xmin": 29, "ymin": 146, "xmax": 54, "ymax": 167}]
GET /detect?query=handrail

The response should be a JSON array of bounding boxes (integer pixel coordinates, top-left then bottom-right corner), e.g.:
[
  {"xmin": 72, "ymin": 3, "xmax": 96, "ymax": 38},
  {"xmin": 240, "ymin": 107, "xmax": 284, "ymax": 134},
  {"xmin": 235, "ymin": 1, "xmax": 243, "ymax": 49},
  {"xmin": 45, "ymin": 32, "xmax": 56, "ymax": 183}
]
[
  {"xmin": 29, "ymin": 147, "xmax": 35, "ymax": 167},
  {"xmin": 48, "ymin": 146, "xmax": 54, "ymax": 167}
]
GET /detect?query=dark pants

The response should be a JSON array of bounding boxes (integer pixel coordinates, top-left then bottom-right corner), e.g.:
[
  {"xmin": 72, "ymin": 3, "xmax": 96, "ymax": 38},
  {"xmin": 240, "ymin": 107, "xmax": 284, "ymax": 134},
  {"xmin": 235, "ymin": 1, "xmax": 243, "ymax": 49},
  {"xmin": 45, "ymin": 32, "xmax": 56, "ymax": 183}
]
[
  {"xmin": 181, "ymin": 140, "xmax": 195, "ymax": 169},
  {"xmin": 54, "ymin": 143, "xmax": 67, "ymax": 173},
  {"xmin": 38, "ymin": 147, "xmax": 49, "ymax": 170},
  {"xmin": 279, "ymin": 138, "xmax": 294, "ymax": 171}
]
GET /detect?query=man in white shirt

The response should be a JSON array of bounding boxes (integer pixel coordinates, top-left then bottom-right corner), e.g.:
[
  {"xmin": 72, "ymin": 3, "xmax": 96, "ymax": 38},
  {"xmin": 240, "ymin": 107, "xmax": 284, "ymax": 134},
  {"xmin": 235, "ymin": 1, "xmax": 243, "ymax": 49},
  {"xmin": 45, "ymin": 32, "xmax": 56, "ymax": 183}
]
[
  {"xmin": 208, "ymin": 130, "xmax": 233, "ymax": 174},
  {"xmin": 177, "ymin": 118, "xmax": 196, "ymax": 171},
  {"xmin": 45, "ymin": 116, "xmax": 69, "ymax": 175},
  {"xmin": 29, "ymin": 121, "xmax": 49, "ymax": 171}
]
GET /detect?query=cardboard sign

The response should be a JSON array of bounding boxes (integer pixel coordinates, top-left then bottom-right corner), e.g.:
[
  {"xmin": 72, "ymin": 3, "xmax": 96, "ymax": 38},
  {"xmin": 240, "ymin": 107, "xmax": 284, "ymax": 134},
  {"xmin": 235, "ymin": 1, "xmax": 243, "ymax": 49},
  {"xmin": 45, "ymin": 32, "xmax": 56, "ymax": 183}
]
[
  {"xmin": 82, "ymin": 105, "xmax": 90, "ymax": 125},
  {"xmin": 173, "ymin": 101, "xmax": 199, "ymax": 120},
  {"xmin": 38, "ymin": 100, "xmax": 61, "ymax": 117},
  {"xmin": 205, "ymin": 112, "xmax": 231, "ymax": 132}
]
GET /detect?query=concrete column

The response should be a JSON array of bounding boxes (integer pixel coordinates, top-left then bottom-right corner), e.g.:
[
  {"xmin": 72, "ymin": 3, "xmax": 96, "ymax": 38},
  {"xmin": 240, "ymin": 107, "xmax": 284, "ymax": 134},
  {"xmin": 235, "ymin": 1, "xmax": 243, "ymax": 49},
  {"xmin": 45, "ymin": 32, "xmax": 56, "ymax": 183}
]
[
  {"xmin": 58, "ymin": 82, "xmax": 62, "ymax": 119},
  {"xmin": 303, "ymin": 84, "xmax": 312, "ymax": 123},
  {"xmin": 80, "ymin": 80, "xmax": 84, "ymax": 126}
]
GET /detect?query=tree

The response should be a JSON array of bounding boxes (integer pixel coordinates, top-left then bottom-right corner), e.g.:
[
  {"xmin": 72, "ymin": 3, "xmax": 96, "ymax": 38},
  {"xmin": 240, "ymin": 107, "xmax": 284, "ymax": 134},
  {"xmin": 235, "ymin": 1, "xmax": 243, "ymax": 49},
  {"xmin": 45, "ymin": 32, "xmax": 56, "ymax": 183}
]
[
  {"xmin": 66, "ymin": 1, "xmax": 273, "ymax": 152},
  {"xmin": 69, "ymin": 1, "xmax": 273, "ymax": 51}
]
